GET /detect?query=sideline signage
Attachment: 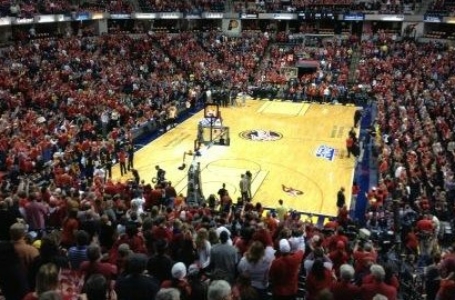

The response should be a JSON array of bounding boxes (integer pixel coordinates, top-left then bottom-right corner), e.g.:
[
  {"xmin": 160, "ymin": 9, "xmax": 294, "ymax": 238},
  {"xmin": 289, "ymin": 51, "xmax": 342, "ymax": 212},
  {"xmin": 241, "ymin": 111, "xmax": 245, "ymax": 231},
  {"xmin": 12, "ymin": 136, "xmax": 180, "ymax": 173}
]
[
  {"xmin": 240, "ymin": 13, "xmax": 258, "ymax": 19},
  {"xmin": 424, "ymin": 14, "xmax": 442, "ymax": 23},
  {"xmin": 110, "ymin": 14, "xmax": 131, "ymax": 19},
  {"xmin": 343, "ymin": 13, "xmax": 365, "ymax": 21}
]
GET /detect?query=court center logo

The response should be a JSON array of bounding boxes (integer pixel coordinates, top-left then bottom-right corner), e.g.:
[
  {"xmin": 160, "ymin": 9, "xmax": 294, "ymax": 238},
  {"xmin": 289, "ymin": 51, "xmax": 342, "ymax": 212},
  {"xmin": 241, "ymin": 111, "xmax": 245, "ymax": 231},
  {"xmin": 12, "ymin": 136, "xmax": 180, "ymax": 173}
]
[{"xmin": 239, "ymin": 129, "xmax": 283, "ymax": 142}]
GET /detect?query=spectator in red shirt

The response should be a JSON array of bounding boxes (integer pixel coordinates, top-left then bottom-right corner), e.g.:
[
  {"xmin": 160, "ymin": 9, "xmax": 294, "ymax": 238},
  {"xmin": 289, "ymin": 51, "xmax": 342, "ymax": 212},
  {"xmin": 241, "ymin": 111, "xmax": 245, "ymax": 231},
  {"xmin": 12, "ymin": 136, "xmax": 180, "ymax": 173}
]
[
  {"xmin": 306, "ymin": 258, "xmax": 335, "ymax": 300},
  {"xmin": 439, "ymin": 246, "xmax": 455, "ymax": 280},
  {"xmin": 269, "ymin": 239, "xmax": 304, "ymax": 300},
  {"xmin": 328, "ymin": 241, "xmax": 350, "ymax": 277},
  {"xmin": 360, "ymin": 264, "xmax": 397, "ymax": 300},
  {"xmin": 79, "ymin": 244, "xmax": 117, "ymax": 283},
  {"xmin": 24, "ymin": 192, "xmax": 49, "ymax": 232},
  {"xmin": 436, "ymin": 278, "xmax": 455, "ymax": 300},
  {"xmin": 330, "ymin": 264, "xmax": 361, "ymax": 300},
  {"xmin": 117, "ymin": 149, "xmax": 127, "ymax": 177},
  {"xmin": 404, "ymin": 227, "xmax": 419, "ymax": 255},
  {"xmin": 362, "ymin": 262, "xmax": 399, "ymax": 291},
  {"xmin": 415, "ymin": 214, "xmax": 436, "ymax": 257},
  {"xmin": 328, "ymin": 227, "xmax": 349, "ymax": 252},
  {"xmin": 353, "ymin": 241, "xmax": 377, "ymax": 277},
  {"xmin": 60, "ymin": 209, "xmax": 79, "ymax": 248}
]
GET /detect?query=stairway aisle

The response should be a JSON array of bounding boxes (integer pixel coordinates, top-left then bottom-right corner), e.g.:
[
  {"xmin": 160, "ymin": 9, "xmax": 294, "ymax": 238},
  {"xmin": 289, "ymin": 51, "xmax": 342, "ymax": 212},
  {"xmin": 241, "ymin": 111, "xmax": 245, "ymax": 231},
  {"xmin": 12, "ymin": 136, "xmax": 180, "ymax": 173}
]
[
  {"xmin": 416, "ymin": 0, "xmax": 433, "ymax": 14},
  {"xmin": 224, "ymin": 0, "xmax": 233, "ymax": 12},
  {"xmin": 129, "ymin": 0, "xmax": 142, "ymax": 12},
  {"xmin": 347, "ymin": 47, "xmax": 362, "ymax": 88}
]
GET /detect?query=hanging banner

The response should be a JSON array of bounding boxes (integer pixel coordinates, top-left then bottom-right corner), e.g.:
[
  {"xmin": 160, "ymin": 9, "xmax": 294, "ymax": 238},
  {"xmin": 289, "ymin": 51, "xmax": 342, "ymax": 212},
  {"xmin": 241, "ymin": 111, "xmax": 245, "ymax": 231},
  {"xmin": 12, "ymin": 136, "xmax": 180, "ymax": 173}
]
[{"xmin": 222, "ymin": 19, "xmax": 241, "ymax": 35}]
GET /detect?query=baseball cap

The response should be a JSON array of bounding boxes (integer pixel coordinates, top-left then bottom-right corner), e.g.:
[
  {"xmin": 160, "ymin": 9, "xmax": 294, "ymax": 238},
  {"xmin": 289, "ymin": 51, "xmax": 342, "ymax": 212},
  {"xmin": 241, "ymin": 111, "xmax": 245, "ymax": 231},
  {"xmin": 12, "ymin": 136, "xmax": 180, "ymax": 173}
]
[
  {"xmin": 171, "ymin": 262, "xmax": 187, "ymax": 280},
  {"xmin": 279, "ymin": 239, "xmax": 291, "ymax": 253}
]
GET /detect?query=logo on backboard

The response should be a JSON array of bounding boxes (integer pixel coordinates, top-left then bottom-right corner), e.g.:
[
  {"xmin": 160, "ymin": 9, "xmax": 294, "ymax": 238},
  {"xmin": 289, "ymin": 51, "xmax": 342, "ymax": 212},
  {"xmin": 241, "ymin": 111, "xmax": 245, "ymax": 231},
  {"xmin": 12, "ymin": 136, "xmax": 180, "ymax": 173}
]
[
  {"xmin": 315, "ymin": 145, "xmax": 337, "ymax": 161},
  {"xmin": 239, "ymin": 130, "xmax": 283, "ymax": 142}
]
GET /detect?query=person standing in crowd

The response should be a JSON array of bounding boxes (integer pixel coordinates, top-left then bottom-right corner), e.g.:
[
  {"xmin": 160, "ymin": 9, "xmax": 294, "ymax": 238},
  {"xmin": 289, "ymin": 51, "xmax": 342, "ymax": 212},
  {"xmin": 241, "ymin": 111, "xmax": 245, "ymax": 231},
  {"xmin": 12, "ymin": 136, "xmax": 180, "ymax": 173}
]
[
  {"xmin": 237, "ymin": 241, "xmax": 274, "ymax": 298},
  {"xmin": 60, "ymin": 209, "xmax": 79, "ymax": 249},
  {"xmin": 100, "ymin": 109, "xmax": 110, "ymax": 138},
  {"xmin": 305, "ymin": 258, "xmax": 335, "ymax": 300},
  {"xmin": 230, "ymin": 89, "xmax": 238, "ymax": 107},
  {"xmin": 101, "ymin": 149, "xmax": 113, "ymax": 180},
  {"xmin": 195, "ymin": 227, "xmax": 211, "ymax": 271},
  {"xmin": 25, "ymin": 192, "xmax": 49, "ymax": 233},
  {"xmin": 115, "ymin": 253, "xmax": 160, "ymax": 300},
  {"xmin": 79, "ymin": 244, "xmax": 117, "ymax": 283},
  {"xmin": 241, "ymin": 87, "xmax": 247, "ymax": 107},
  {"xmin": 328, "ymin": 240, "xmax": 349, "ymax": 277},
  {"xmin": 208, "ymin": 280, "xmax": 232, "ymax": 300},
  {"xmin": 155, "ymin": 288, "xmax": 181, "ymax": 300},
  {"xmin": 167, "ymin": 103, "xmax": 178, "ymax": 129},
  {"xmin": 126, "ymin": 142, "xmax": 135, "ymax": 172},
  {"xmin": 0, "ymin": 239, "xmax": 29, "ymax": 300},
  {"xmin": 82, "ymin": 273, "xmax": 114, "ymax": 300},
  {"xmin": 275, "ymin": 199, "xmax": 288, "ymax": 221},
  {"xmin": 220, "ymin": 190, "xmax": 234, "ymax": 214},
  {"xmin": 205, "ymin": 88, "xmax": 213, "ymax": 104},
  {"xmin": 269, "ymin": 239, "xmax": 304, "ymax": 300},
  {"xmin": 29, "ymin": 235, "xmax": 70, "ymax": 290},
  {"xmin": 161, "ymin": 262, "xmax": 192, "ymax": 300},
  {"xmin": 360, "ymin": 264, "xmax": 397, "ymax": 300},
  {"xmin": 240, "ymin": 174, "xmax": 250, "ymax": 203},
  {"xmin": 23, "ymin": 263, "xmax": 61, "ymax": 300},
  {"xmin": 0, "ymin": 199, "xmax": 20, "ymax": 240},
  {"xmin": 68, "ymin": 230, "xmax": 90, "ymax": 270},
  {"xmin": 415, "ymin": 213, "xmax": 437, "ymax": 258},
  {"xmin": 245, "ymin": 171, "xmax": 253, "ymax": 201},
  {"xmin": 210, "ymin": 231, "xmax": 239, "ymax": 284},
  {"xmin": 10, "ymin": 221, "xmax": 39, "ymax": 275},
  {"xmin": 118, "ymin": 148, "xmax": 127, "ymax": 177},
  {"xmin": 330, "ymin": 264, "xmax": 361, "ymax": 300},
  {"xmin": 147, "ymin": 239, "xmax": 174, "ymax": 284}
]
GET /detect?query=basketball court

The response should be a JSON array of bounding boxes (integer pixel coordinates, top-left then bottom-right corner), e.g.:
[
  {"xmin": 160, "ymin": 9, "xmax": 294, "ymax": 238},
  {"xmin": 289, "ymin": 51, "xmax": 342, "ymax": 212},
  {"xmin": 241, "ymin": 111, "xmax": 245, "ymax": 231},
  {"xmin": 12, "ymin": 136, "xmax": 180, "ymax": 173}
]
[{"xmin": 112, "ymin": 99, "xmax": 359, "ymax": 219}]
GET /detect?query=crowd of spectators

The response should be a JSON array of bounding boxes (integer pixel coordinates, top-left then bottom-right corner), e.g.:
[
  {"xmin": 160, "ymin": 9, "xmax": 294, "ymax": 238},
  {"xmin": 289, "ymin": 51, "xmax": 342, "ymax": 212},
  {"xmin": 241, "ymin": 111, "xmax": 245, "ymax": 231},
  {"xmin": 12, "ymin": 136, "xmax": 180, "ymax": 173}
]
[
  {"xmin": 231, "ymin": 0, "xmax": 417, "ymax": 13},
  {"xmin": 0, "ymin": 0, "xmax": 423, "ymax": 18},
  {"xmin": 250, "ymin": 33, "xmax": 352, "ymax": 103},
  {"xmin": 351, "ymin": 35, "xmax": 455, "ymax": 299},
  {"xmin": 2, "ymin": 22, "xmax": 455, "ymax": 300},
  {"xmin": 428, "ymin": 0, "xmax": 455, "ymax": 15},
  {"xmin": 144, "ymin": 0, "xmax": 225, "ymax": 13},
  {"xmin": 0, "ymin": 32, "xmax": 199, "ymax": 191},
  {"xmin": 0, "ymin": 0, "xmax": 226, "ymax": 17},
  {"xmin": 0, "ymin": 0, "xmax": 134, "ymax": 18},
  {"xmin": 232, "ymin": 0, "xmax": 353, "ymax": 14},
  {"xmin": 153, "ymin": 30, "xmax": 269, "ymax": 91}
]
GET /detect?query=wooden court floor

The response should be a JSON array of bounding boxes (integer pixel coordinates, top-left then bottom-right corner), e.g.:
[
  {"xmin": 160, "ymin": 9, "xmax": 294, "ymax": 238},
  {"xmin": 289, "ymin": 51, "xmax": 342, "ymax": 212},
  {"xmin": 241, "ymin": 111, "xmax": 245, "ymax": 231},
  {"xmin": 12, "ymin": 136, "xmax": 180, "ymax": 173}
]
[{"xmin": 112, "ymin": 100, "xmax": 359, "ymax": 217}]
